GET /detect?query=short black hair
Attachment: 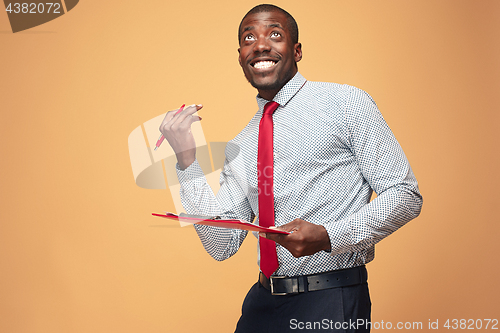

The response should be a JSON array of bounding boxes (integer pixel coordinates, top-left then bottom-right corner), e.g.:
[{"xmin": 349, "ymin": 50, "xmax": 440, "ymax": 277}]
[{"xmin": 238, "ymin": 4, "xmax": 299, "ymax": 45}]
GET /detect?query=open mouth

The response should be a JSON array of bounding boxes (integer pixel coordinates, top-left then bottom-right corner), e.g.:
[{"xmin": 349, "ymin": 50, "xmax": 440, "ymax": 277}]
[{"xmin": 252, "ymin": 60, "xmax": 278, "ymax": 69}]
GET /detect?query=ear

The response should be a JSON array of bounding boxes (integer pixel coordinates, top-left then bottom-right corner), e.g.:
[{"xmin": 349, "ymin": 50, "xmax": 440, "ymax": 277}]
[
  {"xmin": 238, "ymin": 48, "xmax": 242, "ymax": 67},
  {"xmin": 294, "ymin": 43, "xmax": 302, "ymax": 62}
]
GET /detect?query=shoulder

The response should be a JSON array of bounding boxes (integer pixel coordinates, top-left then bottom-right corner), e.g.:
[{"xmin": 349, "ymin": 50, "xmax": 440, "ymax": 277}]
[
  {"xmin": 301, "ymin": 80, "xmax": 383, "ymax": 133},
  {"xmin": 297, "ymin": 81, "xmax": 379, "ymax": 122},
  {"xmin": 302, "ymin": 81, "xmax": 375, "ymax": 108}
]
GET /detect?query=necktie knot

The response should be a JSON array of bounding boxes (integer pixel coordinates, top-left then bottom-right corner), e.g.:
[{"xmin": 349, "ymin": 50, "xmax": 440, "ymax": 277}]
[{"xmin": 263, "ymin": 101, "xmax": 279, "ymax": 116}]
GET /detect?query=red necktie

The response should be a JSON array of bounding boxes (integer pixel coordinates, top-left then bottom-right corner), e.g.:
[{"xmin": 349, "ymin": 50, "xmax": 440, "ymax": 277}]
[{"xmin": 258, "ymin": 101, "xmax": 280, "ymax": 278}]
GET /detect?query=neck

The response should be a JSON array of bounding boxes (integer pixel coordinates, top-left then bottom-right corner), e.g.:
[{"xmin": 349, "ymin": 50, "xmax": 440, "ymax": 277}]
[
  {"xmin": 256, "ymin": 68, "xmax": 298, "ymax": 101},
  {"xmin": 257, "ymin": 89, "xmax": 280, "ymax": 101}
]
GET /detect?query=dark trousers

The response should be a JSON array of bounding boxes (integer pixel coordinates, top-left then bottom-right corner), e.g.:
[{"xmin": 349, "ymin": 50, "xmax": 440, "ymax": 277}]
[{"xmin": 235, "ymin": 280, "xmax": 371, "ymax": 333}]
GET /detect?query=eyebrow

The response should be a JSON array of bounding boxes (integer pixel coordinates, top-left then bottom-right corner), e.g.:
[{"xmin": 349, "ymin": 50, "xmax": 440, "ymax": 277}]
[
  {"xmin": 268, "ymin": 23, "xmax": 283, "ymax": 29},
  {"xmin": 242, "ymin": 23, "xmax": 284, "ymax": 34}
]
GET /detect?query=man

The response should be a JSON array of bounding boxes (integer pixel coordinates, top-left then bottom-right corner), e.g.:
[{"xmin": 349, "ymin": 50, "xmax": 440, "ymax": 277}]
[{"xmin": 159, "ymin": 4, "xmax": 422, "ymax": 332}]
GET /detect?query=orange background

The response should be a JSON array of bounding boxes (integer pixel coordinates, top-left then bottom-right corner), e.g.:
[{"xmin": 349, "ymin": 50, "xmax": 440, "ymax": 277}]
[{"xmin": 1, "ymin": 1, "xmax": 499, "ymax": 332}]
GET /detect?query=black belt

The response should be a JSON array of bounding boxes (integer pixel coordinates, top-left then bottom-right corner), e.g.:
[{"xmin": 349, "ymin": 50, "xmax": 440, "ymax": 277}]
[{"xmin": 259, "ymin": 265, "xmax": 367, "ymax": 296}]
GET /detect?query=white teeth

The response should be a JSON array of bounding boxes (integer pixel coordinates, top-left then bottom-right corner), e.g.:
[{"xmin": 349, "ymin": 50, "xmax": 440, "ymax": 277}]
[{"xmin": 253, "ymin": 61, "xmax": 276, "ymax": 69}]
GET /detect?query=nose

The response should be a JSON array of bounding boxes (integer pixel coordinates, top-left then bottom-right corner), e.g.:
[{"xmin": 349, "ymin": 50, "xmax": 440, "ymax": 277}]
[{"xmin": 254, "ymin": 35, "xmax": 271, "ymax": 53}]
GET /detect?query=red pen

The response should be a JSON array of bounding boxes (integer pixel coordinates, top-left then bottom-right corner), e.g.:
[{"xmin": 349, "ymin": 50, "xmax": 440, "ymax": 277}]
[{"xmin": 154, "ymin": 104, "xmax": 185, "ymax": 151}]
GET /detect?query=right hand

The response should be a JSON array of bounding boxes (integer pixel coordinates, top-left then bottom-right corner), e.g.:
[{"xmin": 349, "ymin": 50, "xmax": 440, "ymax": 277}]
[{"xmin": 159, "ymin": 104, "xmax": 203, "ymax": 170}]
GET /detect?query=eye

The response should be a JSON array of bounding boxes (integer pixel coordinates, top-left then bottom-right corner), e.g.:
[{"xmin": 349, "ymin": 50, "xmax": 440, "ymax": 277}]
[
  {"xmin": 244, "ymin": 34, "xmax": 255, "ymax": 41},
  {"xmin": 270, "ymin": 31, "xmax": 281, "ymax": 38}
]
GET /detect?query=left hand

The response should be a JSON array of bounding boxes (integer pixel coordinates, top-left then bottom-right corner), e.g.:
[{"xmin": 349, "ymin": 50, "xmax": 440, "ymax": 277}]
[{"xmin": 260, "ymin": 219, "xmax": 331, "ymax": 258}]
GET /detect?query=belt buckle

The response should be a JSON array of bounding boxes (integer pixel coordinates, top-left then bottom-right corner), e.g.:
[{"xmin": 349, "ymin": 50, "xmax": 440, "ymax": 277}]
[{"xmin": 270, "ymin": 276, "xmax": 287, "ymax": 296}]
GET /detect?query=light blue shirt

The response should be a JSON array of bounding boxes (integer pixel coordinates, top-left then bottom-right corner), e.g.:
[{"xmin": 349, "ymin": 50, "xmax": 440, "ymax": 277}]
[{"xmin": 176, "ymin": 72, "xmax": 422, "ymax": 276}]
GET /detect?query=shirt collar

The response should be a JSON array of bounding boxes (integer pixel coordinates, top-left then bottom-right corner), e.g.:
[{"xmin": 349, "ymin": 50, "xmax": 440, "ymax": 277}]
[{"xmin": 256, "ymin": 72, "xmax": 307, "ymax": 110}]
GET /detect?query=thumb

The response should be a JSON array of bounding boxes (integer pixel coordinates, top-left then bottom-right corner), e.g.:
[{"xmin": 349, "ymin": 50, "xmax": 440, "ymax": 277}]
[{"xmin": 260, "ymin": 231, "xmax": 284, "ymax": 243}]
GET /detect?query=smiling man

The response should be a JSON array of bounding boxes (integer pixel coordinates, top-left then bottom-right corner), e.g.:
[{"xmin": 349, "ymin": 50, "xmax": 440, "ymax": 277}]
[{"xmin": 159, "ymin": 4, "xmax": 422, "ymax": 333}]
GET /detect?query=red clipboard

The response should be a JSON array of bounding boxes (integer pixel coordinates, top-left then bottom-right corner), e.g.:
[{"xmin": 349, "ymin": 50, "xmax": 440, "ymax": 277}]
[{"xmin": 152, "ymin": 212, "xmax": 290, "ymax": 235}]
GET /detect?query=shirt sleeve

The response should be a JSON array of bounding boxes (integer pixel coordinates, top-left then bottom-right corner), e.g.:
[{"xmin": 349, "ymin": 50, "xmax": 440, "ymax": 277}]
[
  {"xmin": 324, "ymin": 86, "xmax": 423, "ymax": 255},
  {"xmin": 176, "ymin": 158, "xmax": 255, "ymax": 261}
]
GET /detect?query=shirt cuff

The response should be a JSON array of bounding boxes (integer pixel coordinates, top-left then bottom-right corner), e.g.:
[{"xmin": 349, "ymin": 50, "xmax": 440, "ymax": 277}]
[
  {"xmin": 175, "ymin": 159, "xmax": 206, "ymax": 185},
  {"xmin": 323, "ymin": 219, "xmax": 353, "ymax": 256}
]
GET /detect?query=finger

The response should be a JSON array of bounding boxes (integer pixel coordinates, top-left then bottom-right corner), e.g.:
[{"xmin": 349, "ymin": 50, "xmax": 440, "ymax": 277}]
[
  {"xmin": 275, "ymin": 223, "xmax": 298, "ymax": 233},
  {"xmin": 179, "ymin": 113, "xmax": 203, "ymax": 130},
  {"xmin": 263, "ymin": 232, "xmax": 287, "ymax": 244},
  {"xmin": 160, "ymin": 109, "xmax": 182, "ymax": 128},
  {"xmin": 174, "ymin": 104, "xmax": 186, "ymax": 115},
  {"xmin": 164, "ymin": 104, "xmax": 201, "ymax": 124},
  {"xmin": 269, "ymin": 225, "xmax": 292, "ymax": 235},
  {"xmin": 178, "ymin": 104, "xmax": 203, "ymax": 113},
  {"xmin": 172, "ymin": 104, "xmax": 203, "ymax": 126},
  {"xmin": 177, "ymin": 104, "xmax": 203, "ymax": 117}
]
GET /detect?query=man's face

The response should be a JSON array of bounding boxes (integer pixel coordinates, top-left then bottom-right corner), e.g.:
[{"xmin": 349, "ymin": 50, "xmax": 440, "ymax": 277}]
[{"xmin": 238, "ymin": 11, "xmax": 302, "ymax": 99}]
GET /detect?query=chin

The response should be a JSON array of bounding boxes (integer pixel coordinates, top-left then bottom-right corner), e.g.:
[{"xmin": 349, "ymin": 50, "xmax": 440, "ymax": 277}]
[
  {"xmin": 246, "ymin": 67, "xmax": 296, "ymax": 93},
  {"xmin": 249, "ymin": 77, "xmax": 282, "ymax": 91}
]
